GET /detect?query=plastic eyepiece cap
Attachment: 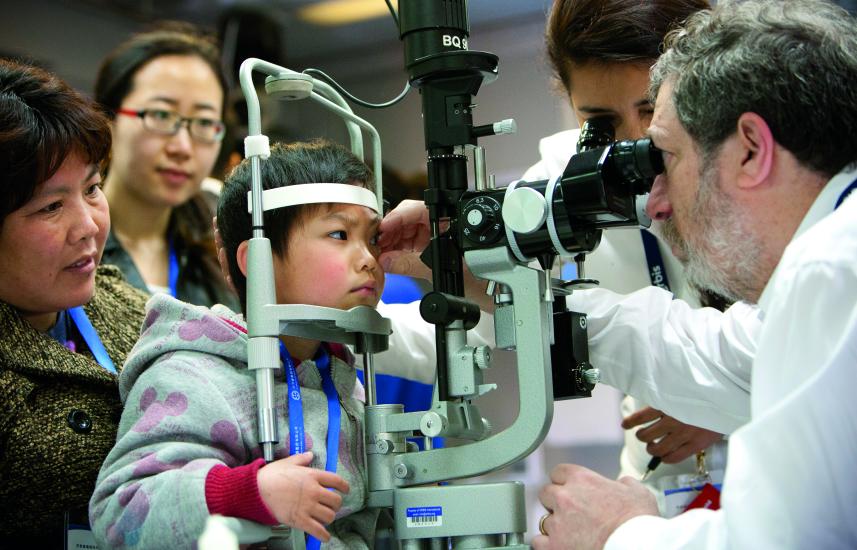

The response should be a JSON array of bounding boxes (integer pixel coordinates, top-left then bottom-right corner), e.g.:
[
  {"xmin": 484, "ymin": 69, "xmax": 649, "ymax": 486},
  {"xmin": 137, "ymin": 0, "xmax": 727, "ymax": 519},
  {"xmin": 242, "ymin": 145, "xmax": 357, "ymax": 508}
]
[{"xmin": 635, "ymin": 138, "xmax": 664, "ymax": 178}]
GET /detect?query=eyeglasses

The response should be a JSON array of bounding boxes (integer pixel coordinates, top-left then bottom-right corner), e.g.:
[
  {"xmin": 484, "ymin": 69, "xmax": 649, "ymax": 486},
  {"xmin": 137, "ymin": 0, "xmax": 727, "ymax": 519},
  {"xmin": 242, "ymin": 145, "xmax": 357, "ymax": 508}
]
[{"xmin": 116, "ymin": 108, "xmax": 225, "ymax": 144}]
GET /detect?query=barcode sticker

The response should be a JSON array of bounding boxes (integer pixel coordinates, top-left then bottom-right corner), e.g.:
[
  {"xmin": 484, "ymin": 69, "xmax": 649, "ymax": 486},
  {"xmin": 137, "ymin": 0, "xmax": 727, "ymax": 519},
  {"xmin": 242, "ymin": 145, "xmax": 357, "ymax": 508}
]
[{"xmin": 406, "ymin": 506, "xmax": 443, "ymax": 528}]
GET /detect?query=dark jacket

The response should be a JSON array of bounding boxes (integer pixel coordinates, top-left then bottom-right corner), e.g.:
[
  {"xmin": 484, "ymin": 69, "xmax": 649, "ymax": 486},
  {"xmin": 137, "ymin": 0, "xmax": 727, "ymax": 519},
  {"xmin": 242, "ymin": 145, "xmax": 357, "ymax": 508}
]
[
  {"xmin": 0, "ymin": 265, "xmax": 148, "ymax": 547},
  {"xmin": 102, "ymin": 230, "xmax": 239, "ymax": 311}
]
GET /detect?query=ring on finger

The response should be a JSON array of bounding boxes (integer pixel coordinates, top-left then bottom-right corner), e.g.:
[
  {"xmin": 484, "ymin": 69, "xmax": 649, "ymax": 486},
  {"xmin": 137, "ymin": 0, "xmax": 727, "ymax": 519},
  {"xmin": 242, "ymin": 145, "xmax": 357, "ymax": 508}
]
[{"xmin": 539, "ymin": 512, "xmax": 551, "ymax": 536}]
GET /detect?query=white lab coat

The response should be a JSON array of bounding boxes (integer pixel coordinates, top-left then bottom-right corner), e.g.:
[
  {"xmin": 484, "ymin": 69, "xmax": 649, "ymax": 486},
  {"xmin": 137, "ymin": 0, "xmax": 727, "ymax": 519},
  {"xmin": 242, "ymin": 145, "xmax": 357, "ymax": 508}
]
[{"xmin": 600, "ymin": 169, "xmax": 857, "ymax": 548}]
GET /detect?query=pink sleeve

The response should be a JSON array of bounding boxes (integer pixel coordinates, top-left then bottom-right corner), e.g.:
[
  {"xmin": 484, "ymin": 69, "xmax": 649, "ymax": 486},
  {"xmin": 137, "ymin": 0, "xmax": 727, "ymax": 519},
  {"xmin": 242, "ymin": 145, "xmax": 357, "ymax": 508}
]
[{"xmin": 205, "ymin": 458, "xmax": 279, "ymax": 525}]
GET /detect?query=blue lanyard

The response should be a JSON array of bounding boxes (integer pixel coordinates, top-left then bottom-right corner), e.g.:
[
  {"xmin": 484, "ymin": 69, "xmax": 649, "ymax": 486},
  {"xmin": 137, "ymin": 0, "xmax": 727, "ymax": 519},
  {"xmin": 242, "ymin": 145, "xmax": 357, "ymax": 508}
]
[
  {"xmin": 67, "ymin": 306, "xmax": 117, "ymax": 374},
  {"xmin": 278, "ymin": 341, "xmax": 341, "ymax": 550},
  {"xmin": 834, "ymin": 179, "xmax": 857, "ymax": 210},
  {"xmin": 640, "ymin": 229, "xmax": 672, "ymax": 292},
  {"xmin": 168, "ymin": 243, "xmax": 179, "ymax": 298}
]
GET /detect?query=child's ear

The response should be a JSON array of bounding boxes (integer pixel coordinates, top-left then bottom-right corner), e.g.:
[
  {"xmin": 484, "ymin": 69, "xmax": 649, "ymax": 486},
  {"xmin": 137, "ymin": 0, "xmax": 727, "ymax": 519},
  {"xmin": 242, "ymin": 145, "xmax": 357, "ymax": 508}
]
[{"xmin": 236, "ymin": 240, "xmax": 250, "ymax": 277}]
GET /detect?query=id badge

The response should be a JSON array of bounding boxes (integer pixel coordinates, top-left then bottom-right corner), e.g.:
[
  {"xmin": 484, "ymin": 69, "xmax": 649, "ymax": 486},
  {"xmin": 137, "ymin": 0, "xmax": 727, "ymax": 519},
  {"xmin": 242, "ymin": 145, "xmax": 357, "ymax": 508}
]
[
  {"xmin": 65, "ymin": 511, "xmax": 97, "ymax": 550},
  {"xmin": 685, "ymin": 482, "xmax": 721, "ymax": 511},
  {"xmin": 661, "ymin": 469, "xmax": 724, "ymax": 518}
]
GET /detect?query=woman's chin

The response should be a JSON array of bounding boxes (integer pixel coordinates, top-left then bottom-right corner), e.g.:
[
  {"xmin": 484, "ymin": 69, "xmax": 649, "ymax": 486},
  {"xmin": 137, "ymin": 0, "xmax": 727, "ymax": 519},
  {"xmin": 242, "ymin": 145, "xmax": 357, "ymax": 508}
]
[{"xmin": 61, "ymin": 286, "xmax": 97, "ymax": 310}]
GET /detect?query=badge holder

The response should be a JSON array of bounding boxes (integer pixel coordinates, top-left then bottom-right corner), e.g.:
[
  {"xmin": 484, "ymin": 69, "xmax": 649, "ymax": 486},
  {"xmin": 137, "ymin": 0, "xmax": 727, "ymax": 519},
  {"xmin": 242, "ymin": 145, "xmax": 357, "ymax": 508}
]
[{"xmin": 660, "ymin": 451, "xmax": 723, "ymax": 518}]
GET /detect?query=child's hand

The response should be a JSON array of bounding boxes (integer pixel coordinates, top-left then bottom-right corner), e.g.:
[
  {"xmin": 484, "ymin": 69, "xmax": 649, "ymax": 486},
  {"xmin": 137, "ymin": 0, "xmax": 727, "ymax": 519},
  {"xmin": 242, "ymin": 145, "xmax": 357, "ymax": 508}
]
[{"xmin": 257, "ymin": 451, "xmax": 350, "ymax": 541}]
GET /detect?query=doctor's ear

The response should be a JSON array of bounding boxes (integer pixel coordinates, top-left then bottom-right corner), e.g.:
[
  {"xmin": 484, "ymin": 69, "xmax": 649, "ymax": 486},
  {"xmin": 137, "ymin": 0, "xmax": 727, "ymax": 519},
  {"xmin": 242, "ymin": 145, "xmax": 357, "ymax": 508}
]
[{"xmin": 735, "ymin": 112, "xmax": 775, "ymax": 189}]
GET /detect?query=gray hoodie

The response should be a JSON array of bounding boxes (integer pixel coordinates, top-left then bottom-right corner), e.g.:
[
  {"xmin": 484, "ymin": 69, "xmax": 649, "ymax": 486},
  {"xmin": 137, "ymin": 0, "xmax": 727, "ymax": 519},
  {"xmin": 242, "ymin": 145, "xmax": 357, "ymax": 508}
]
[{"xmin": 89, "ymin": 294, "xmax": 376, "ymax": 549}]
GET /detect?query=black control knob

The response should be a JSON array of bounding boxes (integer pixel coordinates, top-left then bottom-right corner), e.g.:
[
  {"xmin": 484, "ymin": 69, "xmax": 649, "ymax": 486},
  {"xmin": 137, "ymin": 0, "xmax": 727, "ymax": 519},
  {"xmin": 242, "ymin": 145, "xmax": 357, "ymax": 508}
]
[{"xmin": 462, "ymin": 197, "xmax": 503, "ymax": 245}]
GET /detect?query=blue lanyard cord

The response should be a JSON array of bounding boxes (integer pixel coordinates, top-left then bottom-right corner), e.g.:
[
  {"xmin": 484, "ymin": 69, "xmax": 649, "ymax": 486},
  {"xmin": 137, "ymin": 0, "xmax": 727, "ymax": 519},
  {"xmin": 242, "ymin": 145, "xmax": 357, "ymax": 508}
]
[
  {"xmin": 278, "ymin": 342, "xmax": 340, "ymax": 550},
  {"xmin": 168, "ymin": 243, "xmax": 179, "ymax": 298},
  {"xmin": 278, "ymin": 342, "xmax": 340, "ymax": 465},
  {"xmin": 279, "ymin": 342, "xmax": 306, "ymax": 456},
  {"xmin": 67, "ymin": 306, "xmax": 117, "ymax": 374},
  {"xmin": 640, "ymin": 229, "xmax": 672, "ymax": 292},
  {"xmin": 834, "ymin": 180, "xmax": 857, "ymax": 210},
  {"xmin": 317, "ymin": 351, "xmax": 341, "ymax": 475}
]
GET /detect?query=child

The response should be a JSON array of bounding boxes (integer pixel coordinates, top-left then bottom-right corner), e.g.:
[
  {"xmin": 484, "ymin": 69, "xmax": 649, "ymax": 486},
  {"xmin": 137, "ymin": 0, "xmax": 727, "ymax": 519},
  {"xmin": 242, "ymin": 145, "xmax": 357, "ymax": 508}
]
[{"xmin": 89, "ymin": 139, "xmax": 385, "ymax": 549}]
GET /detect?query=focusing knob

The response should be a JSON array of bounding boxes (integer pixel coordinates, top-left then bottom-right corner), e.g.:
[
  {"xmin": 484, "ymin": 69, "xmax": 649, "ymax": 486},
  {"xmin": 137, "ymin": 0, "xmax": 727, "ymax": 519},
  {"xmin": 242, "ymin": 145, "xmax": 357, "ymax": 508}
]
[
  {"xmin": 503, "ymin": 186, "xmax": 547, "ymax": 234},
  {"xmin": 462, "ymin": 197, "xmax": 503, "ymax": 245},
  {"xmin": 474, "ymin": 345, "xmax": 492, "ymax": 370}
]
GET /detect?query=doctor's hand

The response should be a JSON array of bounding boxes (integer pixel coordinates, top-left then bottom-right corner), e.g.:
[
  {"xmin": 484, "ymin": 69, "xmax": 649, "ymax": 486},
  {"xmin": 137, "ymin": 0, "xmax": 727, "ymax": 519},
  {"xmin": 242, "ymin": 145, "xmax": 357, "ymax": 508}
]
[
  {"xmin": 378, "ymin": 200, "xmax": 494, "ymax": 311},
  {"xmin": 622, "ymin": 407, "xmax": 723, "ymax": 464},
  {"xmin": 377, "ymin": 199, "xmax": 437, "ymax": 280},
  {"xmin": 257, "ymin": 452, "xmax": 350, "ymax": 541},
  {"xmin": 534, "ymin": 464, "xmax": 657, "ymax": 550},
  {"xmin": 377, "ymin": 199, "xmax": 434, "ymax": 255}
]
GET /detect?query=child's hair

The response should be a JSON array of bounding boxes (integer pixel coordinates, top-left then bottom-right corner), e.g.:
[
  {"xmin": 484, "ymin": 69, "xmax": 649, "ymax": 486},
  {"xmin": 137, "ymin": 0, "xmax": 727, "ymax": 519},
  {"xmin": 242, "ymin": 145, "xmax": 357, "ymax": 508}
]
[{"xmin": 216, "ymin": 138, "xmax": 375, "ymax": 313}]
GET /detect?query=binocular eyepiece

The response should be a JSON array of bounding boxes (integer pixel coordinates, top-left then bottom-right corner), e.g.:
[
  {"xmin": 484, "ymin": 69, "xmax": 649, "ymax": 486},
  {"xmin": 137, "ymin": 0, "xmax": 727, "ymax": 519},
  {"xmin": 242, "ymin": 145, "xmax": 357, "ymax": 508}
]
[
  {"xmin": 458, "ymin": 117, "xmax": 663, "ymax": 260},
  {"xmin": 575, "ymin": 115, "xmax": 663, "ymax": 196}
]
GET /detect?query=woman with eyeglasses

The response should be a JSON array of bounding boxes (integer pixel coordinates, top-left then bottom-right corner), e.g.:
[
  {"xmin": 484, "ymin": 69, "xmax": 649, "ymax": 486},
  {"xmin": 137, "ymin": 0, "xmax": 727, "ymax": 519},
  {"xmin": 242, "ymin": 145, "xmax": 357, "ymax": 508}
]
[{"xmin": 95, "ymin": 22, "xmax": 238, "ymax": 309}]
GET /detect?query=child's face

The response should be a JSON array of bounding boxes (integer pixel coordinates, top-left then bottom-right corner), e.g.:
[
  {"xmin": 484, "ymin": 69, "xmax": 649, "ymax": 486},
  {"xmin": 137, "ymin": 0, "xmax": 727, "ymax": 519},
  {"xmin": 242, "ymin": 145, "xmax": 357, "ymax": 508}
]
[{"xmin": 273, "ymin": 202, "xmax": 384, "ymax": 310}]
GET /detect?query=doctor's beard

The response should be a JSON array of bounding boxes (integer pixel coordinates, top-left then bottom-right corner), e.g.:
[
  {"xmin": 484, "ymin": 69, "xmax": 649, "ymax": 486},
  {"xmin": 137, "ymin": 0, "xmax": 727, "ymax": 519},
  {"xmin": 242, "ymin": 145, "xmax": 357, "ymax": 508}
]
[{"xmin": 659, "ymin": 161, "xmax": 764, "ymax": 304}]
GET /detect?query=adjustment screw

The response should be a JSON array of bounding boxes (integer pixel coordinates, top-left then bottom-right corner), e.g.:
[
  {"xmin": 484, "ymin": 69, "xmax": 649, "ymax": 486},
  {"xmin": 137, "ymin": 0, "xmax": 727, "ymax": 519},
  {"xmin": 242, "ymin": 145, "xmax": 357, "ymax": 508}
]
[{"xmin": 394, "ymin": 463, "xmax": 412, "ymax": 479}]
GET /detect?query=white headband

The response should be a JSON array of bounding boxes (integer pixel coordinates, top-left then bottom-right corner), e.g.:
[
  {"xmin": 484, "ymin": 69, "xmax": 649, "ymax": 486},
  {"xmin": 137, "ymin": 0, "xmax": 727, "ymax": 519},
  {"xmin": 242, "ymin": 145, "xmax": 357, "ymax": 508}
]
[{"xmin": 247, "ymin": 183, "xmax": 380, "ymax": 214}]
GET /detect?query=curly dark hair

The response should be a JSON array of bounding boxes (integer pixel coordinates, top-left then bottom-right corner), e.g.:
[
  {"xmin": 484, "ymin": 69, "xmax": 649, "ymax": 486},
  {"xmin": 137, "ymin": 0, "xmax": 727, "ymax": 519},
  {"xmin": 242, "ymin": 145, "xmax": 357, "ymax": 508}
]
[{"xmin": 0, "ymin": 58, "xmax": 111, "ymax": 226}]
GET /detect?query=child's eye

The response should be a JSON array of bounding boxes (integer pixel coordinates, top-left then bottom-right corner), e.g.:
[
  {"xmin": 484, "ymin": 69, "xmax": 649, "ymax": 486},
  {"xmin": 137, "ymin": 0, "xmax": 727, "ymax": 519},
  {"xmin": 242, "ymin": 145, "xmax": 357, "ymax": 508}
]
[
  {"xmin": 369, "ymin": 233, "xmax": 379, "ymax": 246},
  {"xmin": 329, "ymin": 230, "xmax": 347, "ymax": 240}
]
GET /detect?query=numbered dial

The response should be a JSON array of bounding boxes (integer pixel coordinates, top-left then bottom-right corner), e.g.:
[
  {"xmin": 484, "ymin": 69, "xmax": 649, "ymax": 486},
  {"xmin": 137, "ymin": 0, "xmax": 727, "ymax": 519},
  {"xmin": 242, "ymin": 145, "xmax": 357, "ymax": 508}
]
[{"xmin": 462, "ymin": 196, "xmax": 503, "ymax": 245}]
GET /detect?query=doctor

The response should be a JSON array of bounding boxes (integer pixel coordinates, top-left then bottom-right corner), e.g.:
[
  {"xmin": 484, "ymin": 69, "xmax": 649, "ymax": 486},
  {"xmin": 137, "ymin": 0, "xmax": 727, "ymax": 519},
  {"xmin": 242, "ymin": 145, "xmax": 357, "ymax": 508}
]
[{"xmin": 534, "ymin": 0, "xmax": 857, "ymax": 547}]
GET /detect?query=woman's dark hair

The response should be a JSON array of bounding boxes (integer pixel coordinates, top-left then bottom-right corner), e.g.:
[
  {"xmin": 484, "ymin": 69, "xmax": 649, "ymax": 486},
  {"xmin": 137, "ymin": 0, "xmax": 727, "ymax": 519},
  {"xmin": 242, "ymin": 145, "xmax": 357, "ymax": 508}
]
[
  {"xmin": 95, "ymin": 20, "xmax": 226, "ymax": 115},
  {"xmin": 217, "ymin": 139, "xmax": 374, "ymax": 314},
  {"xmin": 95, "ymin": 21, "xmax": 229, "ymax": 303},
  {"xmin": 0, "ymin": 59, "xmax": 111, "ymax": 227},
  {"xmin": 546, "ymin": 0, "xmax": 711, "ymax": 91}
]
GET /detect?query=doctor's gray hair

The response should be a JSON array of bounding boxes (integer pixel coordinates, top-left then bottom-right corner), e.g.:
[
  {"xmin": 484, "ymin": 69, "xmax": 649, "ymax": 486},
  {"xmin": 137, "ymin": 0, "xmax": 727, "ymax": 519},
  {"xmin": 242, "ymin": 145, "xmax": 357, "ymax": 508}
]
[{"xmin": 649, "ymin": 0, "xmax": 857, "ymax": 177}]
